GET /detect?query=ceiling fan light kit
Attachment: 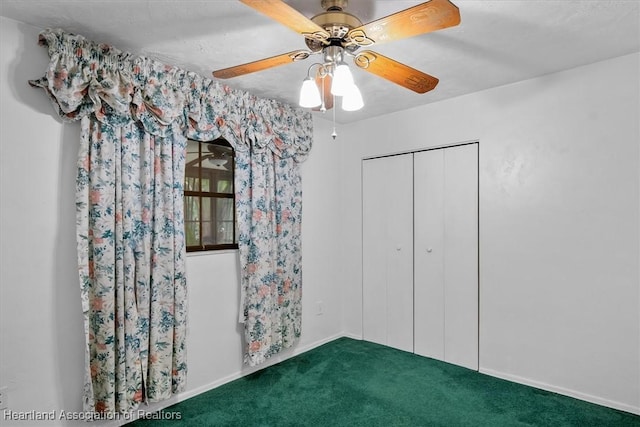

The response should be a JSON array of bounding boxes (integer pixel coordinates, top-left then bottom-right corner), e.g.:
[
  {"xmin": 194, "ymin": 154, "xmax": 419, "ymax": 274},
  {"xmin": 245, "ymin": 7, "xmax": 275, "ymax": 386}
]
[
  {"xmin": 299, "ymin": 76, "xmax": 322, "ymax": 108},
  {"xmin": 213, "ymin": 0, "xmax": 461, "ymax": 130},
  {"xmin": 341, "ymin": 83, "xmax": 364, "ymax": 112},
  {"xmin": 330, "ymin": 62, "xmax": 354, "ymax": 96}
]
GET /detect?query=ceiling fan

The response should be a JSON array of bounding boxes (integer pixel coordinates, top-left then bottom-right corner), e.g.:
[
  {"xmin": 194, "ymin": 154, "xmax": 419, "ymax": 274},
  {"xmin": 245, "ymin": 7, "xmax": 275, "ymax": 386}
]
[{"xmin": 212, "ymin": 0, "xmax": 460, "ymax": 112}]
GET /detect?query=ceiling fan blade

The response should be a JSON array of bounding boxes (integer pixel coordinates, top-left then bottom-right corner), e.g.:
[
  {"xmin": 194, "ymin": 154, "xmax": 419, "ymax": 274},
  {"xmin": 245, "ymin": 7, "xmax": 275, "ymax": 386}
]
[
  {"xmin": 353, "ymin": 50, "xmax": 439, "ymax": 94},
  {"xmin": 213, "ymin": 50, "xmax": 311, "ymax": 79},
  {"xmin": 346, "ymin": 0, "xmax": 460, "ymax": 47},
  {"xmin": 240, "ymin": 0, "xmax": 330, "ymax": 43}
]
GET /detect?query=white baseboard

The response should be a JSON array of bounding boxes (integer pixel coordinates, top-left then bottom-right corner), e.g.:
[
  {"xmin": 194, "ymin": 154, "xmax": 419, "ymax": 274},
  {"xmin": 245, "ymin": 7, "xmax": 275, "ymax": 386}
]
[
  {"xmin": 479, "ymin": 367, "xmax": 640, "ymax": 416},
  {"xmin": 177, "ymin": 332, "xmax": 348, "ymax": 401},
  {"xmin": 341, "ymin": 332, "xmax": 362, "ymax": 340},
  {"xmin": 105, "ymin": 332, "xmax": 351, "ymax": 426}
]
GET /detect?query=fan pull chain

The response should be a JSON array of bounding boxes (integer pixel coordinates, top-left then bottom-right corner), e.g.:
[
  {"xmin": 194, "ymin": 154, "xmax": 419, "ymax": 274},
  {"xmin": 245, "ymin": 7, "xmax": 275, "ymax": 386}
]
[
  {"xmin": 331, "ymin": 94, "xmax": 337, "ymax": 140},
  {"xmin": 320, "ymin": 73, "xmax": 327, "ymax": 113}
]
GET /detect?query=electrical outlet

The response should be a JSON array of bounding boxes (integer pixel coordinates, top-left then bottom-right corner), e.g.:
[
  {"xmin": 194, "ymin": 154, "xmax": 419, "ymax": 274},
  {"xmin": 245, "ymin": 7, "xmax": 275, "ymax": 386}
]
[
  {"xmin": 0, "ymin": 386, "xmax": 8, "ymax": 410},
  {"xmin": 316, "ymin": 301, "xmax": 324, "ymax": 316}
]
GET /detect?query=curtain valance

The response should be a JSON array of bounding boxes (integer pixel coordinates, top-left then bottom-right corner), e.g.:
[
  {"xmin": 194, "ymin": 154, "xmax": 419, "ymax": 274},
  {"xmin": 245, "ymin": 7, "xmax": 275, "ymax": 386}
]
[{"xmin": 29, "ymin": 28, "xmax": 312, "ymax": 161}]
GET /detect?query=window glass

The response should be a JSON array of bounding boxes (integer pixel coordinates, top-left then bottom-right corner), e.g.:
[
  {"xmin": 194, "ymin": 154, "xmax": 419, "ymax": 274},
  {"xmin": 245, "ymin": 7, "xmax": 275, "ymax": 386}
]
[{"xmin": 184, "ymin": 138, "xmax": 237, "ymax": 252}]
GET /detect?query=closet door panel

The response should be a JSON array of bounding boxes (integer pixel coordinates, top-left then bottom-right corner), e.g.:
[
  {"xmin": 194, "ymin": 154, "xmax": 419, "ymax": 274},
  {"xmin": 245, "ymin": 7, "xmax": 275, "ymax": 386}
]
[
  {"xmin": 386, "ymin": 238, "xmax": 415, "ymax": 352},
  {"xmin": 443, "ymin": 144, "xmax": 479, "ymax": 370},
  {"xmin": 362, "ymin": 158, "xmax": 390, "ymax": 347},
  {"xmin": 413, "ymin": 150, "xmax": 445, "ymax": 360},
  {"xmin": 362, "ymin": 154, "xmax": 414, "ymax": 352}
]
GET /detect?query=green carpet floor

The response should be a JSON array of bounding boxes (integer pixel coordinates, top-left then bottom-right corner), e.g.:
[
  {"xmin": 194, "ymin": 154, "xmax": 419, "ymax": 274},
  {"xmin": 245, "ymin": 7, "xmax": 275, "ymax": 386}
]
[{"xmin": 129, "ymin": 337, "xmax": 639, "ymax": 427}]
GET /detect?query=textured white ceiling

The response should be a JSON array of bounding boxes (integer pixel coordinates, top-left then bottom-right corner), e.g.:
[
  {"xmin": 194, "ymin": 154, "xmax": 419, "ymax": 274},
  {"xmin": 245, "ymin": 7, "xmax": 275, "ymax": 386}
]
[{"xmin": 1, "ymin": 0, "xmax": 638, "ymax": 124}]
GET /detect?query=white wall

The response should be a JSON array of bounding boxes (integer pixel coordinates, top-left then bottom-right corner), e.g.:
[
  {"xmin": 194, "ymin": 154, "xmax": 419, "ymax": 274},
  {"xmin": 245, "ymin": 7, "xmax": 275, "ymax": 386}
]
[
  {"xmin": 339, "ymin": 52, "xmax": 640, "ymax": 414},
  {"xmin": 1, "ymin": 18, "xmax": 86, "ymax": 425},
  {"xmin": 0, "ymin": 18, "xmax": 343, "ymax": 426}
]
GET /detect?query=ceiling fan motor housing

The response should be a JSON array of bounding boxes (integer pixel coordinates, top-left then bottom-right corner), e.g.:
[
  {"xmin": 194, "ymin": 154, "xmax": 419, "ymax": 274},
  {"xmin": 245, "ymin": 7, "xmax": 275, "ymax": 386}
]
[{"xmin": 305, "ymin": 0, "xmax": 363, "ymax": 53}]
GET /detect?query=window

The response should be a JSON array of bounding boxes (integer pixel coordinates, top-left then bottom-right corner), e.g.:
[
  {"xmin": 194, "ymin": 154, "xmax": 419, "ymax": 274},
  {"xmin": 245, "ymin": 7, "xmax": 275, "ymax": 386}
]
[{"xmin": 184, "ymin": 137, "xmax": 237, "ymax": 252}]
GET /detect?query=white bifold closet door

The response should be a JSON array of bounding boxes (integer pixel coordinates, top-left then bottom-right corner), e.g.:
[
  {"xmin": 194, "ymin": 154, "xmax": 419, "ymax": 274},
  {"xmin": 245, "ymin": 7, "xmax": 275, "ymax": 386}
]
[
  {"xmin": 362, "ymin": 154, "xmax": 414, "ymax": 353},
  {"xmin": 414, "ymin": 144, "xmax": 478, "ymax": 370}
]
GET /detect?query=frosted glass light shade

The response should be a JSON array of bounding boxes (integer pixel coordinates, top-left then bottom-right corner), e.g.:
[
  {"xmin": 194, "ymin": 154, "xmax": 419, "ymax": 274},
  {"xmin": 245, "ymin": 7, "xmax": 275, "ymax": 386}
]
[
  {"xmin": 342, "ymin": 84, "xmax": 364, "ymax": 111},
  {"xmin": 299, "ymin": 78, "xmax": 321, "ymax": 108},
  {"xmin": 331, "ymin": 63, "xmax": 354, "ymax": 96}
]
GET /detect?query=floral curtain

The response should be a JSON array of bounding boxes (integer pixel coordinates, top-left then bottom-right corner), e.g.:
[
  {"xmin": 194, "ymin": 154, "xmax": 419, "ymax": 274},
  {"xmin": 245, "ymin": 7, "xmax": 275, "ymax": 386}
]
[
  {"xmin": 235, "ymin": 146, "xmax": 304, "ymax": 366},
  {"xmin": 29, "ymin": 29, "xmax": 312, "ymax": 412},
  {"xmin": 76, "ymin": 119, "xmax": 188, "ymax": 412}
]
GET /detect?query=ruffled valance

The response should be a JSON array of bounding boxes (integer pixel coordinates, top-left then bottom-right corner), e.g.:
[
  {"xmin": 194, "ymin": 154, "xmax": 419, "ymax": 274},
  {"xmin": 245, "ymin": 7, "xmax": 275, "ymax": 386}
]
[{"xmin": 29, "ymin": 28, "xmax": 312, "ymax": 161}]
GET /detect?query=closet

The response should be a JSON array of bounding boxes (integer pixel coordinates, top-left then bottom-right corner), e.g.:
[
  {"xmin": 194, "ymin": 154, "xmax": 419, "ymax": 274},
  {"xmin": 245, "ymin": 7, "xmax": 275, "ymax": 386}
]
[{"xmin": 362, "ymin": 143, "xmax": 478, "ymax": 370}]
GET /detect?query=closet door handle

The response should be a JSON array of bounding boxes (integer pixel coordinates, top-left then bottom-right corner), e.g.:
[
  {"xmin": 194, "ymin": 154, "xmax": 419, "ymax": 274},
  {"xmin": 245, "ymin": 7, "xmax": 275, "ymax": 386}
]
[{"xmin": 426, "ymin": 248, "xmax": 433, "ymax": 253}]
